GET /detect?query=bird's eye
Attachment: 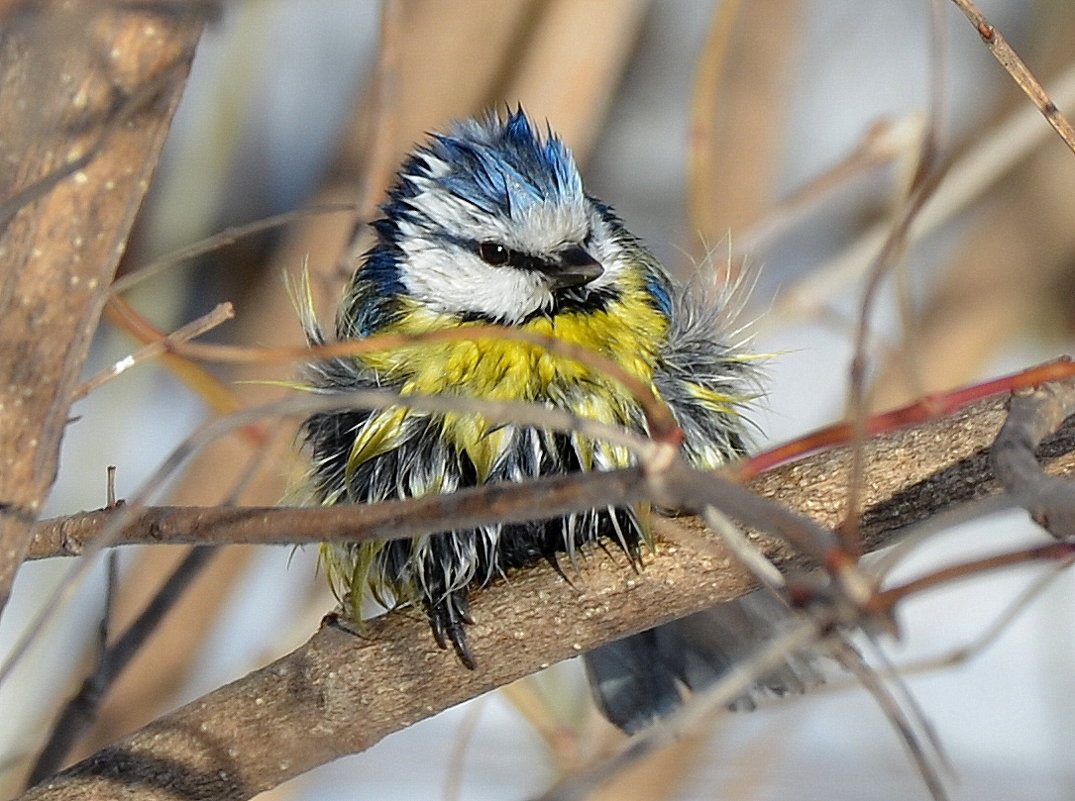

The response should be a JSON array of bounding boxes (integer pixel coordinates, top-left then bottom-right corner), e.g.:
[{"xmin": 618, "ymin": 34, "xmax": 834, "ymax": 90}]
[{"xmin": 478, "ymin": 242, "xmax": 509, "ymax": 266}]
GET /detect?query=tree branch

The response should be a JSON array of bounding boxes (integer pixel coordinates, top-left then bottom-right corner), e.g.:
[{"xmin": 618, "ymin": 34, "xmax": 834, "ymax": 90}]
[
  {"xmin": 27, "ymin": 470, "xmax": 650, "ymax": 558},
  {"xmin": 29, "ymin": 393, "xmax": 1075, "ymax": 562},
  {"xmin": 990, "ymin": 378, "xmax": 1075, "ymax": 537},
  {"xmin": 0, "ymin": 2, "xmax": 207, "ymax": 618},
  {"xmin": 17, "ymin": 392, "xmax": 1075, "ymax": 801}
]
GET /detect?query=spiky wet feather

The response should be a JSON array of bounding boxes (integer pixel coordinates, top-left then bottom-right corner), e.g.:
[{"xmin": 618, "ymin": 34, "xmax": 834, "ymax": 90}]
[{"xmin": 299, "ymin": 109, "xmax": 758, "ymax": 661}]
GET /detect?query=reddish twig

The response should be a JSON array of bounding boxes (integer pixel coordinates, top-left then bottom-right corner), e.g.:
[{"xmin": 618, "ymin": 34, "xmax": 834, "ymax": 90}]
[
  {"xmin": 743, "ymin": 358, "xmax": 1075, "ymax": 478},
  {"xmin": 876, "ymin": 540, "xmax": 1075, "ymax": 609},
  {"xmin": 74, "ymin": 303, "xmax": 235, "ymax": 401}
]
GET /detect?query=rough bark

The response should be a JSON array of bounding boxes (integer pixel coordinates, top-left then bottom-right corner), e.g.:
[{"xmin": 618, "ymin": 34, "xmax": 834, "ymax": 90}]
[{"xmin": 0, "ymin": 2, "xmax": 206, "ymax": 616}]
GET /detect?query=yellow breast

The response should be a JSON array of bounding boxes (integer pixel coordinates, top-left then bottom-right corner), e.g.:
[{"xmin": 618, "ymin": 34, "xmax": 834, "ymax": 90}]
[{"xmin": 347, "ymin": 288, "xmax": 669, "ymax": 482}]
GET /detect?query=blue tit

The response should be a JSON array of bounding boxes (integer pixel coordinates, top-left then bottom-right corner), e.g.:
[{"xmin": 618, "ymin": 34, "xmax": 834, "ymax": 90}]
[{"xmin": 301, "ymin": 109, "xmax": 815, "ymax": 732}]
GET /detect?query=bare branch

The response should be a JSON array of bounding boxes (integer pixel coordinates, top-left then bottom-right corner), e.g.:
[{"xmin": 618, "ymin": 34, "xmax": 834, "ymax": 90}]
[
  {"xmin": 27, "ymin": 470, "xmax": 649, "ymax": 558},
  {"xmin": 950, "ymin": 0, "xmax": 1075, "ymax": 154},
  {"xmin": 15, "ymin": 391, "xmax": 1075, "ymax": 801},
  {"xmin": 15, "ymin": 523, "xmax": 780, "ymax": 801},
  {"xmin": 109, "ymin": 204, "xmax": 358, "ymax": 294},
  {"xmin": 830, "ymin": 638, "xmax": 950, "ymax": 801},
  {"xmin": 73, "ymin": 303, "xmax": 235, "ymax": 401},
  {"xmin": 765, "ymin": 58, "xmax": 1075, "ymax": 330},
  {"xmin": 29, "ymin": 390, "xmax": 1067, "ymax": 565},
  {"xmin": 990, "ymin": 377, "xmax": 1075, "ymax": 537},
  {"xmin": 0, "ymin": 2, "xmax": 206, "ymax": 620}
]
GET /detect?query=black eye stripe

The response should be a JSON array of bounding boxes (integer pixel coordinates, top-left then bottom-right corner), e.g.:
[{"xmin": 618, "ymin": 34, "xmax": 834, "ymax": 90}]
[
  {"xmin": 476, "ymin": 240, "xmax": 544, "ymax": 270},
  {"xmin": 518, "ymin": 253, "xmax": 542, "ymax": 271}
]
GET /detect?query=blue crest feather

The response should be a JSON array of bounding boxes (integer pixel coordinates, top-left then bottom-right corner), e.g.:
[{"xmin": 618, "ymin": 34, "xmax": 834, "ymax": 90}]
[{"xmin": 417, "ymin": 109, "xmax": 583, "ymax": 218}]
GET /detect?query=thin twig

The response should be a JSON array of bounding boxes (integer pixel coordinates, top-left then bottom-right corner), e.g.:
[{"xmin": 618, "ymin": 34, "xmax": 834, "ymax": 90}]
[
  {"xmin": 702, "ymin": 504, "xmax": 786, "ymax": 592},
  {"xmin": 875, "ymin": 557, "xmax": 1074, "ymax": 678},
  {"xmin": 110, "ymin": 204, "xmax": 357, "ymax": 294},
  {"xmin": 950, "ymin": 0, "xmax": 1075, "ymax": 155},
  {"xmin": 531, "ymin": 621, "xmax": 823, "ymax": 801},
  {"xmin": 73, "ymin": 302, "xmax": 235, "ymax": 401},
  {"xmin": 734, "ymin": 115, "xmax": 923, "ymax": 258},
  {"xmin": 830, "ymin": 637, "xmax": 950, "ymax": 801},
  {"xmin": 877, "ymin": 540, "xmax": 1075, "ymax": 608},
  {"xmin": 990, "ymin": 377, "xmax": 1075, "ymax": 538},
  {"xmin": 26, "ymin": 547, "xmax": 218, "ymax": 786},
  {"xmin": 842, "ymin": 4, "xmax": 949, "ymax": 554},
  {"xmin": 745, "ymin": 357, "xmax": 1075, "ymax": 477},
  {"xmin": 169, "ymin": 325, "xmax": 680, "ymax": 443},
  {"xmin": 766, "ymin": 59, "xmax": 1075, "ymax": 330},
  {"xmin": 102, "ymin": 295, "xmax": 259, "ymax": 427},
  {"xmin": 28, "ymin": 470, "xmax": 649, "ymax": 558}
]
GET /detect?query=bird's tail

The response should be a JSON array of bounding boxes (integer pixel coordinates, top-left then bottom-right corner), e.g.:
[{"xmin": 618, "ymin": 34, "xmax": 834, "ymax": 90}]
[{"xmin": 583, "ymin": 589, "xmax": 822, "ymax": 733}]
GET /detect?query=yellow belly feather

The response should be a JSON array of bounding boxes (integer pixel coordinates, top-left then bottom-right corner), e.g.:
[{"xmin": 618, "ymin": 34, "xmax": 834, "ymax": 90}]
[{"xmin": 346, "ymin": 291, "xmax": 669, "ymax": 483}]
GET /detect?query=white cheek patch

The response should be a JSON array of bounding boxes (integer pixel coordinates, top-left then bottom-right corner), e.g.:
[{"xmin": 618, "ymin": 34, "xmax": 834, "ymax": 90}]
[
  {"xmin": 395, "ymin": 181, "xmax": 634, "ymax": 322},
  {"xmin": 401, "ymin": 243, "xmax": 553, "ymax": 323}
]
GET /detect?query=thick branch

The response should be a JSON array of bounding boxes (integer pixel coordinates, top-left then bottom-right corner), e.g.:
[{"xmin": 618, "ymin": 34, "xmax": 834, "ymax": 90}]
[
  {"xmin": 21, "ymin": 522, "xmax": 762, "ymax": 801},
  {"xmin": 0, "ymin": 2, "xmax": 206, "ymax": 617},
  {"xmin": 18, "ymin": 393, "xmax": 1075, "ymax": 801}
]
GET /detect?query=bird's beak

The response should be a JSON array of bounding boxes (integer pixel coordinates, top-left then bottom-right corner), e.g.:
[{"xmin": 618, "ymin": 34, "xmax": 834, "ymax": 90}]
[{"xmin": 542, "ymin": 246, "xmax": 604, "ymax": 289}]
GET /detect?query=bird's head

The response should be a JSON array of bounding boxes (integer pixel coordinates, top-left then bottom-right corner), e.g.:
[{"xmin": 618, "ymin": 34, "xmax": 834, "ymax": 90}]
[{"xmin": 372, "ymin": 109, "xmax": 637, "ymax": 325}]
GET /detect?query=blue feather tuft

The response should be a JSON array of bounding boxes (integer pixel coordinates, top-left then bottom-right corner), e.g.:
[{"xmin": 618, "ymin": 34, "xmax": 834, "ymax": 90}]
[{"xmin": 410, "ymin": 108, "xmax": 583, "ymax": 219}]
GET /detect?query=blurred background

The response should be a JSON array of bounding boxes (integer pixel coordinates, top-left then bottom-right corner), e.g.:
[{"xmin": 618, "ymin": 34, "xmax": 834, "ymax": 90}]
[{"xmin": 3, "ymin": 1, "xmax": 1075, "ymax": 799}]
